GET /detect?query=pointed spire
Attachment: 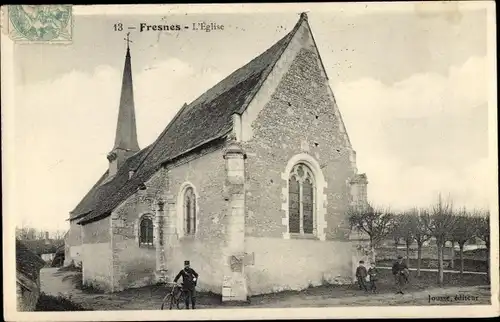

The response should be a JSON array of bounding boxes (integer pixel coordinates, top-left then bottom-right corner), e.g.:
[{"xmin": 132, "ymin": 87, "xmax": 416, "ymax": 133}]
[{"xmin": 113, "ymin": 33, "xmax": 140, "ymax": 152}]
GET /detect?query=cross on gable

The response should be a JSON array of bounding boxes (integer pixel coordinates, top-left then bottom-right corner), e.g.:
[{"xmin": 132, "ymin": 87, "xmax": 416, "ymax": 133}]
[{"xmin": 124, "ymin": 32, "xmax": 133, "ymax": 49}]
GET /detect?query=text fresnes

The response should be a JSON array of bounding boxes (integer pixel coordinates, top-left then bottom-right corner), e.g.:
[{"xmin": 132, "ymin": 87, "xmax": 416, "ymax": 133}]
[{"xmin": 140, "ymin": 22, "xmax": 224, "ymax": 32}]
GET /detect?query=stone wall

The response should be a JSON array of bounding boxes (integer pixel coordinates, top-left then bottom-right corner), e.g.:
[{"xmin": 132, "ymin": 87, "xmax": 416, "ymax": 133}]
[
  {"xmin": 241, "ymin": 21, "xmax": 356, "ymax": 242},
  {"xmin": 81, "ymin": 217, "xmax": 112, "ymax": 291},
  {"xmin": 110, "ymin": 187, "xmax": 160, "ymax": 291},
  {"xmin": 110, "ymin": 146, "xmax": 228, "ymax": 292},
  {"xmin": 65, "ymin": 219, "xmax": 83, "ymax": 266},
  {"xmin": 163, "ymin": 147, "xmax": 228, "ymax": 294},
  {"xmin": 244, "ymin": 237, "xmax": 352, "ymax": 295}
]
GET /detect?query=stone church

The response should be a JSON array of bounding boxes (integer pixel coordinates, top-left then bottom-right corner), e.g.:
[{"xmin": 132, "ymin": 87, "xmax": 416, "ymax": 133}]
[{"xmin": 65, "ymin": 13, "xmax": 369, "ymax": 300}]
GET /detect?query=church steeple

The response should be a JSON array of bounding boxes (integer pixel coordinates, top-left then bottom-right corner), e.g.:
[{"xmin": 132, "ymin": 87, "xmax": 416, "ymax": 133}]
[
  {"xmin": 107, "ymin": 33, "xmax": 140, "ymax": 177},
  {"xmin": 114, "ymin": 33, "xmax": 139, "ymax": 152}
]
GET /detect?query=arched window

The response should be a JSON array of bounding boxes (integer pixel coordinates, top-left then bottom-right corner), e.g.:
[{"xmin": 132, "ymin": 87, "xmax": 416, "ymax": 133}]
[
  {"xmin": 184, "ymin": 187, "xmax": 196, "ymax": 235},
  {"xmin": 288, "ymin": 163, "xmax": 316, "ymax": 235},
  {"xmin": 139, "ymin": 216, "xmax": 154, "ymax": 246}
]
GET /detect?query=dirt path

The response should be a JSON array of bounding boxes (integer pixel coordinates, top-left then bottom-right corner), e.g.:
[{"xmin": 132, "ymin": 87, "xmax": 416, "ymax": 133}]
[
  {"xmin": 40, "ymin": 268, "xmax": 79, "ymax": 297},
  {"xmin": 247, "ymin": 285, "xmax": 491, "ymax": 308},
  {"xmin": 40, "ymin": 268, "xmax": 490, "ymax": 310}
]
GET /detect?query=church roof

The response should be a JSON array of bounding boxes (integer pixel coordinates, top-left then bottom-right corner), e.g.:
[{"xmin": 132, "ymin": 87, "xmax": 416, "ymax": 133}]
[
  {"xmin": 70, "ymin": 145, "xmax": 151, "ymax": 220},
  {"xmin": 75, "ymin": 13, "xmax": 308, "ymax": 225}
]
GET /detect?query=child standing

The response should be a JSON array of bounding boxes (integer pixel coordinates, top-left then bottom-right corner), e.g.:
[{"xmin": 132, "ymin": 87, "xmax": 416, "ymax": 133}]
[
  {"xmin": 355, "ymin": 260, "xmax": 368, "ymax": 292},
  {"xmin": 367, "ymin": 262, "xmax": 379, "ymax": 293}
]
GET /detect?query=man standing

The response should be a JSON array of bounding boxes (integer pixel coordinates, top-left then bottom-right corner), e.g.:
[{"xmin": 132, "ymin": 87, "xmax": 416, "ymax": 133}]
[
  {"xmin": 174, "ymin": 260, "xmax": 199, "ymax": 309},
  {"xmin": 355, "ymin": 260, "xmax": 368, "ymax": 292},
  {"xmin": 392, "ymin": 255, "xmax": 408, "ymax": 294}
]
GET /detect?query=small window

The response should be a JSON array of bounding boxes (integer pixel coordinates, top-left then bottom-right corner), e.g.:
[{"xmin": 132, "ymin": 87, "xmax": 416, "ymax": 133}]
[
  {"xmin": 184, "ymin": 187, "xmax": 196, "ymax": 235},
  {"xmin": 139, "ymin": 216, "xmax": 154, "ymax": 246}
]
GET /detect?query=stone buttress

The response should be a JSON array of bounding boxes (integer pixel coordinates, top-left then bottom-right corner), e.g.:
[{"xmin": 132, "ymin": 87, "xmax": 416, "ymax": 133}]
[{"xmin": 221, "ymin": 141, "xmax": 248, "ymax": 301}]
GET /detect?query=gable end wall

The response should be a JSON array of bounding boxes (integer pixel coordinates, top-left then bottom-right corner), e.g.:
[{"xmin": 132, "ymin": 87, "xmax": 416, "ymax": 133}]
[{"xmin": 240, "ymin": 20, "xmax": 357, "ymax": 295}]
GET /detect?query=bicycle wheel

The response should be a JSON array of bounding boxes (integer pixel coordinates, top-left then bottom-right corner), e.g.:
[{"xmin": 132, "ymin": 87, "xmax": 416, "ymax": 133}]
[
  {"xmin": 160, "ymin": 294, "xmax": 173, "ymax": 310},
  {"xmin": 176, "ymin": 292, "xmax": 186, "ymax": 309}
]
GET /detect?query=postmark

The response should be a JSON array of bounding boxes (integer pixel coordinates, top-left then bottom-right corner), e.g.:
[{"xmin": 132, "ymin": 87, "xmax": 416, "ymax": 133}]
[{"xmin": 7, "ymin": 5, "xmax": 72, "ymax": 43}]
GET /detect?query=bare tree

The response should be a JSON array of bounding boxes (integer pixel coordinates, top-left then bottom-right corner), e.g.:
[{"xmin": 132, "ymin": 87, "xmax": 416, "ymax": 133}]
[
  {"xmin": 38, "ymin": 230, "xmax": 47, "ymax": 240},
  {"xmin": 474, "ymin": 211, "xmax": 490, "ymax": 280},
  {"xmin": 15, "ymin": 227, "xmax": 27, "ymax": 240},
  {"xmin": 16, "ymin": 226, "xmax": 38, "ymax": 240},
  {"xmin": 389, "ymin": 220, "xmax": 403, "ymax": 257},
  {"xmin": 52, "ymin": 230, "xmax": 67, "ymax": 240},
  {"xmin": 409, "ymin": 208, "xmax": 432, "ymax": 277},
  {"xmin": 399, "ymin": 211, "xmax": 416, "ymax": 267},
  {"xmin": 348, "ymin": 204, "xmax": 395, "ymax": 262},
  {"xmin": 16, "ymin": 225, "xmax": 66, "ymax": 241},
  {"xmin": 422, "ymin": 195, "xmax": 458, "ymax": 285},
  {"xmin": 451, "ymin": 208, "xmax": 477, "ymax": 274},
  {"xmin": 449, "ymin": 240, "xmax": 456, "ymax": 269}
]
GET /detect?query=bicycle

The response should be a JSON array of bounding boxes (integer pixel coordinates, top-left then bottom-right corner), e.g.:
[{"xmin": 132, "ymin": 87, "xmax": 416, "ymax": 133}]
[{"xmin": 160, "ymin": 282, "xmax": 186, "ymax": 310}]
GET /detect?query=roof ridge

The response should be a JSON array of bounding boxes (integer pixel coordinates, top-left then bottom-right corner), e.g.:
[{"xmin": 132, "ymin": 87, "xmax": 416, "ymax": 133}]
[
  {"xmin": 237, "ymin": 14, "xmax": 306, "ymax": 114},
  {"xmin": 303, "ymin": 16, "xmax": 330, "ymax": 81},
  {"xmin": 185, "ymin": 16, "xmax": 305, "ymax": 112}
]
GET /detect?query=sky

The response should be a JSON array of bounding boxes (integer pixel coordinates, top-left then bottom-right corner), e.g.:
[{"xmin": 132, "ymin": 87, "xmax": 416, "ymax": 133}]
[{"xmin": 9, "ymin": 5, "xmax": 493, "ymax": 233}]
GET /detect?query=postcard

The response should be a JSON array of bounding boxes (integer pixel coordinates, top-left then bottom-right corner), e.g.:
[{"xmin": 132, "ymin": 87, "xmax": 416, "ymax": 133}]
[{"xmin": 2, "ymin": 2, "xmax": 498, "ymax": 321}]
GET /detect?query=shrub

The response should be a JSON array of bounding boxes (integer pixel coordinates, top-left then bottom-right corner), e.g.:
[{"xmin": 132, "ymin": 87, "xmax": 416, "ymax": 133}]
[{"xmin": 35, "ymin": 293, "xmax": 89, "ymax": 311}]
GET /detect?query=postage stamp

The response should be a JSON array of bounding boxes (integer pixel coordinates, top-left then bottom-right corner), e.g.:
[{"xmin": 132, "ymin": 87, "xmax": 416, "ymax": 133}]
[
  {"xmin": 1, "ymin": 2, "xmax": 498, "ymax": 321},
  {"xmin": 7, "ymin": 5, "xmax": 72, "ymax": 43}
]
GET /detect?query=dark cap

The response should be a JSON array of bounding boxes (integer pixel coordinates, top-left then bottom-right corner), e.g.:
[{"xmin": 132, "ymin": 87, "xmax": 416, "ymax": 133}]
[
  {"xmin": 184, "ymin": 260, "xmax": 190, "ymax": 265},
  {"xmin": 397, "ymin": 255, "xmax": 403, "ymax": 259}
]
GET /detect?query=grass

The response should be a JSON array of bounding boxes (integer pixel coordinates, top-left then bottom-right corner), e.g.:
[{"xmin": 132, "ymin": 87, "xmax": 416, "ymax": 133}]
[{"xmin": 35, "ymin": 292, "xmax": 90, "ymax": 311}]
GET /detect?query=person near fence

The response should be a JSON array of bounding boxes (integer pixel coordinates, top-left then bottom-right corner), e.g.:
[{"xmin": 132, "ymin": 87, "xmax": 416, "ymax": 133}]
[
  {"xmin": 174, "ymin": 260, "xmax": 199, "ymax": 309},
  {"xmin": 355, "ymin": 260, "xmax": 368, "ymax": 292},
  {"xmin": 392, "ymin": 255, "xmax": 409, "ymax": 294},
  {"xmin": 367, "ymin": 262, "xmax": 379, "ymax": 293}
]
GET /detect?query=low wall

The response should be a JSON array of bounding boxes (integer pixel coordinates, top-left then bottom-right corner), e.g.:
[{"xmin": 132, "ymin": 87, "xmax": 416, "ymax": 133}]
[
  {"xmin": 16, "ymin": 272, "xmax": 41, "ymax": 312},
  {"xmin": 82, "ymin": 243, "xmax": 112, "ymax": 291},
  {"xmin": 245, "ymin": 237, "xmax": 353, "ymax": 296},
  {"xmin": 65, "ymin": 245, "xmax": 82, "ymax": 266},
  {"xmin": 376, "ymin": 245, "xmax": 488, "ymax": 261},
  {"xmin": 113, "ymin": 239, "xmax": 156, "ymax": 291}
]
